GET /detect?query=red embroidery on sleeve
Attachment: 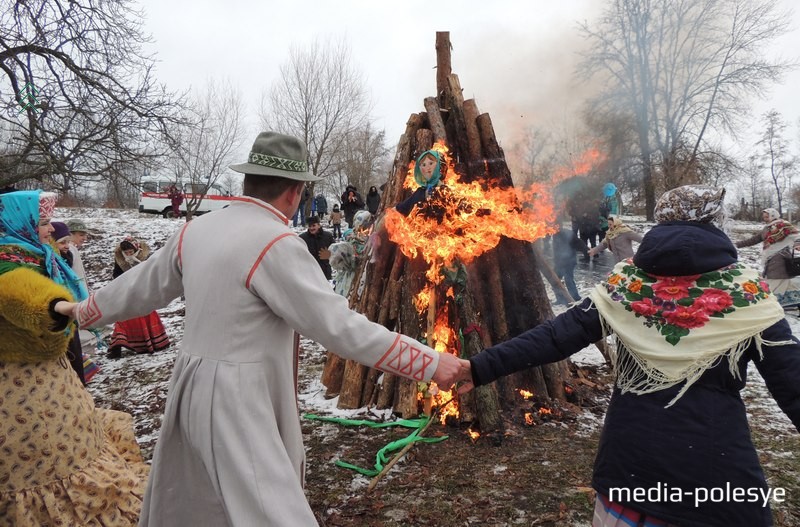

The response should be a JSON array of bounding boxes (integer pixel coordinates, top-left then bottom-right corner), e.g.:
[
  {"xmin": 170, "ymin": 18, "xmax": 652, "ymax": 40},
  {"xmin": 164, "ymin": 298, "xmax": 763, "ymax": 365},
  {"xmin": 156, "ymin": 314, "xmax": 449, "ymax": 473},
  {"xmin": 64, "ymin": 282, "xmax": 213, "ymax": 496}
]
[
  {"xmin": 79, "ymin": 293, "xmax": 102, "ymax": 327},
  {"xmin": 375, "ymin": 335, "xmax": 433, "ymax": 381}
]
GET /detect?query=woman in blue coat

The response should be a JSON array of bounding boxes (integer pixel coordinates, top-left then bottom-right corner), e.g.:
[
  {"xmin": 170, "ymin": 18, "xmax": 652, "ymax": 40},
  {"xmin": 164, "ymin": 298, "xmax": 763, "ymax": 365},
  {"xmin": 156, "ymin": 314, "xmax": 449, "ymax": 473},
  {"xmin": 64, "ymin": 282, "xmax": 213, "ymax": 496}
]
[{"xmin": 456, "ymin": 185, "xmax": 800, "ymax": 527}]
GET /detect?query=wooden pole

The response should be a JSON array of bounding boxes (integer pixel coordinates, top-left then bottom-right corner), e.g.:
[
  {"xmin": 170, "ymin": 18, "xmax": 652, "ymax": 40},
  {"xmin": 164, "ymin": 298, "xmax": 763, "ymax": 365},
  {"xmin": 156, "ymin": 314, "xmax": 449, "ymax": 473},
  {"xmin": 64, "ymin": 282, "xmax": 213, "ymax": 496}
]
[
  {"xmin": 367, "ymin": 410, "xmax": 438, "ymax": 492},
  {"xmin": 435, "ymin": 32, "xmax": 452, "ymax": 105}
]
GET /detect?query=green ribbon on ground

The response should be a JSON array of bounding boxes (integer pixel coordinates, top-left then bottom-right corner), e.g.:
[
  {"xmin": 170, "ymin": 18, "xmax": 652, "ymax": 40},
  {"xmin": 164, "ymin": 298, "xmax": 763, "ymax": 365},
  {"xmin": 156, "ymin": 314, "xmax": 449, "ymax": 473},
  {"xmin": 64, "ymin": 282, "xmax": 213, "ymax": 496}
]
[{"xmin": 303, "ymin": 414, "xmax": 448, "ymax": 477}]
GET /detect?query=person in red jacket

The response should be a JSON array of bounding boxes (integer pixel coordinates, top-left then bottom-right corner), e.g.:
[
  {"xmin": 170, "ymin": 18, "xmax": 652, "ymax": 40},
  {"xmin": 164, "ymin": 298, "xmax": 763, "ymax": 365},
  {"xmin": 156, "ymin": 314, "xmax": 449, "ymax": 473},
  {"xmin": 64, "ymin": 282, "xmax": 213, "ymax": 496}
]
[{"xmin": 167, "ymin": 184, "xmax": 184, "ymax": 218}]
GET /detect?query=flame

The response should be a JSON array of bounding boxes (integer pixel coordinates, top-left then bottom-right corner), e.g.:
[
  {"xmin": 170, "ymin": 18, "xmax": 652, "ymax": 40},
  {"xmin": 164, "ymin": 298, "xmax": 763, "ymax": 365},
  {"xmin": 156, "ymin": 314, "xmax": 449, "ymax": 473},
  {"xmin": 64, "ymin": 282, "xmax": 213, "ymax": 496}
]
[
  {"xmin": 564, "ymin": 385, "xmax": 574, "ymax": 395},
  {"xmin": 524, "ymin": 412, "xmax": 534, "ymax": 426},
  {"xmin": 519, "ymin": 389, "xmax": 534, "ymax": 400},
  {"xmin": 433, "ymin": 388, "xmax": 459, "ymax": 425},
  {"xmin": 414, "ymin": 285, "xmax": 433, "ymax": 312},
  {"xmin": 539, "ymin": 407, "xmax": 553, "ymax": 416},
  {"xmin": 385, "ymin": 141, "xmax": 557, "ymax": 278},
  {"xmin": 551, "ymin": 148, "xmax": 607, "ymax": 184},
  {"xmin": 389, "ymin": 141, "xmax": 558, "ymax": 430},
  {"xmin": 467, "ymin": 428, "xmax": 480, "ymax": 442}
]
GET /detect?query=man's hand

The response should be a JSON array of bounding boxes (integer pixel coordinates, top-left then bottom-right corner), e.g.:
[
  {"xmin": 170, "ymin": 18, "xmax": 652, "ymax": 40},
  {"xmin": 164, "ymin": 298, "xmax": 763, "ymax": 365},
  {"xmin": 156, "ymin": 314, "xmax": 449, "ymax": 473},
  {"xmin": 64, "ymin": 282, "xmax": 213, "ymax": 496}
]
[
  {"xmin": 432, "ymin": 353, "xmax": 472, "ymax": 390},
  {"xmin": 319, "ymin": 248, "xmax": 331, "ymax": 260}
]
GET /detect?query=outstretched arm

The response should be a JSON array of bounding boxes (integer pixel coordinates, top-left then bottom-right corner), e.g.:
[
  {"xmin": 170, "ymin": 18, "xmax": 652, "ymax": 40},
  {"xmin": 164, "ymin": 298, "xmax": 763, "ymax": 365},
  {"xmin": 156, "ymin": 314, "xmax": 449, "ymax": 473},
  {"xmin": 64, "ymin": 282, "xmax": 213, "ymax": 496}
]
[{"xmin": 469, "ymin": 298, "xmax": 602, "ymax": 387}]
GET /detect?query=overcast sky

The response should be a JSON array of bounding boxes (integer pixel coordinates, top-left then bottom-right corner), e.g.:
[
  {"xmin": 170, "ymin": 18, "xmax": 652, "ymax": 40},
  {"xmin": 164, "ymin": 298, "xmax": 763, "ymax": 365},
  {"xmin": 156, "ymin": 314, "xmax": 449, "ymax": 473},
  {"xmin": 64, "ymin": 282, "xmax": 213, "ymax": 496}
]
[{"xmin": 138, "ymin": 0, "xmax": 800, "ymax": 165}]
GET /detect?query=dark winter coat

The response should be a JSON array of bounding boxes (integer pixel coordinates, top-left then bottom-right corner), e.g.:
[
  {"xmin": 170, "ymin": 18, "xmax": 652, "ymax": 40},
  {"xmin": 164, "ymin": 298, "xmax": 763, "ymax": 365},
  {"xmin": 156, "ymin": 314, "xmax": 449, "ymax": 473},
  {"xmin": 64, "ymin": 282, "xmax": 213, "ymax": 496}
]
[
  {"xmin": 366, "ymin": 187, "xmax": 381, "ymax": 215},
  {"xmin": 314, "ymin": 195, "xmax": 328, "ymax": 215},
  {"xmin": 340, "ymin": 186, "xmax": 364, "ymax": 221},
  {"xmin": 552, "ymin": 227, "xmax": 588, "ymax": 269},
  {"xmin": 469, "ymin": 221, "xmax": 800, "ymax": 527},
  {"xmin": 299, "ymin": 228, "xmax": 335, "ymax": 280}
]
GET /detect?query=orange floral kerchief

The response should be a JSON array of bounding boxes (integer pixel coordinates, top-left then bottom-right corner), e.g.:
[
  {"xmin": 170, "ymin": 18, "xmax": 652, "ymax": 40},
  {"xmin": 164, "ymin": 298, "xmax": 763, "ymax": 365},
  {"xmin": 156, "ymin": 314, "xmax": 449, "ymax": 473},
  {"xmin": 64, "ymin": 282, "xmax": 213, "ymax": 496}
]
[{"xmin": 590, "ymin": 259, "xmax": 788, "ymax": 406}]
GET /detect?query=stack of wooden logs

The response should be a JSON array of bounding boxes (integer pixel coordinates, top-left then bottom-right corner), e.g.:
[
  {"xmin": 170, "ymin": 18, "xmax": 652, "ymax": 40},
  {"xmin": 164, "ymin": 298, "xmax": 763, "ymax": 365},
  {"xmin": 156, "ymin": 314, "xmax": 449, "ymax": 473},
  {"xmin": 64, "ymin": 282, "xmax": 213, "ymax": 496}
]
[{"xmin": 320, "ymin": 32, "xmax": 571, "ymax": 438}]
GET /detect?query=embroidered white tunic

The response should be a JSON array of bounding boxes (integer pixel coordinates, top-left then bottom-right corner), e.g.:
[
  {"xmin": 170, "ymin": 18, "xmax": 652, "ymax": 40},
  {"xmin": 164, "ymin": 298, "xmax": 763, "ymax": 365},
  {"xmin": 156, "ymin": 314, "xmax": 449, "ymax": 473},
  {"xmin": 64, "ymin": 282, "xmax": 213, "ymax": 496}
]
[{"xmin": 76, "ymin": 197, "xmax": 441, "ymax": 526}]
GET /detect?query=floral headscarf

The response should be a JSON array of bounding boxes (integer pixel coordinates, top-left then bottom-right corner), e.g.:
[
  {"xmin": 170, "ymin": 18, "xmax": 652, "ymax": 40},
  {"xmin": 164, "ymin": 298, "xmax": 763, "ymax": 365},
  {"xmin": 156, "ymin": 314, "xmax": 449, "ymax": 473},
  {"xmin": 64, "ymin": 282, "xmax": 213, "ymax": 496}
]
[
  {"xmin": 0, "ymin": 190, "xmax": 87, "ymax": 301},
  {"xmin": 763, "ymin": 208, "xmax": 780, "ymax": 222},
  {"xmin": 654, "ymin": 185, "xmax": 725, "ymax": 225}
]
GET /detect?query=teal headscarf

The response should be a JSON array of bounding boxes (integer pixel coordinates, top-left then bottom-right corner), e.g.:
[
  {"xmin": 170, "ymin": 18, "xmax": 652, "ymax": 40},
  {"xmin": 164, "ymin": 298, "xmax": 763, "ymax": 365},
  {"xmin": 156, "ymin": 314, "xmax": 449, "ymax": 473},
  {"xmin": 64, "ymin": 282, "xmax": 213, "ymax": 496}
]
[
  {"xmin": 413, "ymin": 150, "xmax": 444, "ymax": 191},
  {"xmin": 0, "ymin": 190, "xmax": 87, "ymax": 301}
]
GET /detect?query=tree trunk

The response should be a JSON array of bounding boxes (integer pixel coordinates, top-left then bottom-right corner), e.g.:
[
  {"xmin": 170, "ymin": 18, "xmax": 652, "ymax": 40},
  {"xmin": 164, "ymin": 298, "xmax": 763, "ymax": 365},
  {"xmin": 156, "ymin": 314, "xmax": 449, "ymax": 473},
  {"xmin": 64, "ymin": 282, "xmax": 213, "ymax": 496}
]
[{"xmin": 435, "ymin": 32, "xmax": 452, "ymax": 106}]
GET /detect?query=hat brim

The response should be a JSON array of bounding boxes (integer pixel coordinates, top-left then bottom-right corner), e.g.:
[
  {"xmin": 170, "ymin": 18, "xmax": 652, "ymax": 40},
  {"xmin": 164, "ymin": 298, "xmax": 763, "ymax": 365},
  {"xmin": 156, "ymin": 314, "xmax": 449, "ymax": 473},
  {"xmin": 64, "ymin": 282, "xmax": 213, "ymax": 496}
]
[{"xmin": 229, "ymin": 162, "xmax": 321, "ymax": 181}]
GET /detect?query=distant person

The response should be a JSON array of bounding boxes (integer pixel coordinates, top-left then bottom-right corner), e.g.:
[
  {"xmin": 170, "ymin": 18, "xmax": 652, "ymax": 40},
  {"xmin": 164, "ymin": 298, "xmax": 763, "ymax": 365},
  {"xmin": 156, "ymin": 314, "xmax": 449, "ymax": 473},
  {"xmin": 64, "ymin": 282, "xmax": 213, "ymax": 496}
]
[
  {"xmin": 340, "ymin": 184, "xmax": 364, "ymax": 227},
  {"xmin": 588, "ymin": 216, "xmax": 643, "ymax": 263},
  {"xmin": 167, "ymin": 184, "xmax": 184, "ymax": 218},
  {"xmin": 451, "ymin": 185, "xmax": 800, "ymax": 527},
  {"xmin": 366, "ymin": 185, "xmax": 381, "ymax": 215},
  {"xmin": 576, "ymin": 210, "xmax": 600, "ymax": 259},
  {"xmin": 299, "ymin": 216, "xmax": 335, "ymax": 280},
  {"xmin": 598, "ymin": 182, "xmax": 622, "ymax": 241},
  {"xmin": 66, "ymin": 218, "xmax": 92, "ymax": 286},
  {"xmin": 1, "ymin": 190, "xmax": 148, "ymax": 526},
  {"xmin": 315, "ymin": 193, "xmax": 328, "ymax": 220},
  {"xmin": 107, "ymin": 236, "xmax": 170, "ymax": 358},
  {"xmin": 293, "ymin": 185, "xmax": 311, "ymax": 227},
  {"xmin": 56, "ymin": 131, "xmax": 464, "ymax": 526},
  {"xmin": 51, "ymin": 221, "xmax": 86, "ymax": 385},
  {"xmin": 736, "ymin": 207, "xmax": 800, "ymax": 307},
  {"xmin": 330, "ymin": 204, "xmax": 343, "ymax": 240},
  {"xmin": 551, "ymin": 221, "xmax": 588, "ymax": 302}
]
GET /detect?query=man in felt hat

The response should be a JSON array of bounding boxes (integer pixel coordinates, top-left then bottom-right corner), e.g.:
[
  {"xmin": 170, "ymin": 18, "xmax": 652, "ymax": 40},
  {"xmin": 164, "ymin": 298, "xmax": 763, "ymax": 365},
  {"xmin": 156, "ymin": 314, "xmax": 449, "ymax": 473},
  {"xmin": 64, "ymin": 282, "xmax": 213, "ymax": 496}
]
[
  {"xmin": 64, "ymin": 219, "xmax": 92, "ymax": 285},
  {"xmin": 55, "ymin": 131, "xmax": 464, "ymax": 526}
]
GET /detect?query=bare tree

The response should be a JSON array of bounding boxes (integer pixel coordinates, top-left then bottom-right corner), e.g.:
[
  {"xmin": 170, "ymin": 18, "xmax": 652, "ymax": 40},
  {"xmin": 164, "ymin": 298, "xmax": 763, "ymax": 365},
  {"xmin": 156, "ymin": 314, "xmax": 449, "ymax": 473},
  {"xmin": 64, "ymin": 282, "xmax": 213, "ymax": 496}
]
[
  {"xmin": 755, "ymin": 109, "xmax": 796, "ymax": 216},
  {"xmin": 0, "ymin": 0, "xmax": 183, "ymax": 190},
  {"xmin": 330, "ymin": 124, "xmax": 389, "ymax": 197},
  {"xmin": 170, "ymin": 80, "xmax": 245, "ymax": 220},
  {"xmin": 513, "ymin": 126, "xmax": 558, "ymax": 186},
  {"xmin": 260, "ymin": 36, "xmax": 372, "ymax": 215},
  {"xmin": 579, "ymin": 0, "xmax": 794, "ymax": 219}
]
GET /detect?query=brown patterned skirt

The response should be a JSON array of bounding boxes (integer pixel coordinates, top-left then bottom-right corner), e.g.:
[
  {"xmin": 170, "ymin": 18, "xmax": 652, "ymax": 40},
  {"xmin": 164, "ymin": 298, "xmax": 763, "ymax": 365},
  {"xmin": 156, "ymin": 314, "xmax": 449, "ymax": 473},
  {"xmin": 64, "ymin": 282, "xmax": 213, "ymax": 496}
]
[{"xmin": 0, "ymin": 359, "xmax": 149, "ymax": 526}]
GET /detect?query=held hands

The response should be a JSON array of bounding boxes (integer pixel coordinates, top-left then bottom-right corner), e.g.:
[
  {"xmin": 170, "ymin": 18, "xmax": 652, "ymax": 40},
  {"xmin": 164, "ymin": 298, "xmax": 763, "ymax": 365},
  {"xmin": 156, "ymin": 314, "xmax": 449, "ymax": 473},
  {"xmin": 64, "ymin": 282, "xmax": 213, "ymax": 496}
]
[{"xmin": 431, "ymin": 353, "xmax": 473, "ymax": 392}]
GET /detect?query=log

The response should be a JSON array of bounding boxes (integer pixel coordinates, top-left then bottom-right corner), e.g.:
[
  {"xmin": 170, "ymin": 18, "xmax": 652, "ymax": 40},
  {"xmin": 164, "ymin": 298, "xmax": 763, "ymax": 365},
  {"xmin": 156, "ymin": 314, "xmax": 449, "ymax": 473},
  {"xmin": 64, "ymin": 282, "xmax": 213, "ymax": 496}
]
[
  {"xmin": 455, "ymin": 276, "xmax": 502, "ymax": 435},
  {"xmin": 532, "ymin": 241, "xmax": 575, "ymax": 304},
  {"xmin": 443, "ymin": 75, "xmax": 473, "ymax": 175},
  {"xmin": 384, "ymin": 113, "xmax": 424, "ymax": 208},
  {"xmin": 435, "ymin": 32, "xmax": 452, "ymax": 104},
  {"xmin": 395, "ymin": 255, "xmax": 429, "ymax": 418},
  {"xmin": 462, "ymin": 99, "xmax": 486, "ymax": 182},
  {"xmin": 414, "ymin": 128, "xmax": 433, "ymax": 159},
  {"xmin": 476, "ymin": 113, "xmax": 513, "ymax": 188},
  {"xmin": 423, "ymin": 97, "xmax": 447, "ymax": 145}
]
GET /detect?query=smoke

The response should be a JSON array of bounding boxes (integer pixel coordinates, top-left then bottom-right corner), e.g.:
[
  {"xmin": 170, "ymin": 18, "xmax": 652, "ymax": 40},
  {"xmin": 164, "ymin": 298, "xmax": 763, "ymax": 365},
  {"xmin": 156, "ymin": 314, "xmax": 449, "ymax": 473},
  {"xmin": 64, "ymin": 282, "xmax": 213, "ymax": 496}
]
[{"xmin": 452, "ymin": 4, "xmax": 606, "ymax": 177}]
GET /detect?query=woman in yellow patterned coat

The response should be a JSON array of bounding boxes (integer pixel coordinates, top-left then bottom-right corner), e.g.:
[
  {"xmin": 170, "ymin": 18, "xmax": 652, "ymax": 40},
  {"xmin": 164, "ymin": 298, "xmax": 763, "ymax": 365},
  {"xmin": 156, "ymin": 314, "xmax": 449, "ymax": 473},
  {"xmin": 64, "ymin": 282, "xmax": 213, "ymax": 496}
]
[{"xmin": 0, "ymin": 190, "xmax": 149, "ymax": 526}]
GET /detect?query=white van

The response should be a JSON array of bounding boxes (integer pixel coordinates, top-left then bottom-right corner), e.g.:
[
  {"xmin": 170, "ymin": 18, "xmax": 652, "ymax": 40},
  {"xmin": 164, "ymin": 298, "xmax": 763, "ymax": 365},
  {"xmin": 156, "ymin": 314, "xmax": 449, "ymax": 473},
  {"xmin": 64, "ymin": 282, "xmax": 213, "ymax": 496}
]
[{"xmin": 138, "ymin": 181, "xmax": 235, "ymax": 217}]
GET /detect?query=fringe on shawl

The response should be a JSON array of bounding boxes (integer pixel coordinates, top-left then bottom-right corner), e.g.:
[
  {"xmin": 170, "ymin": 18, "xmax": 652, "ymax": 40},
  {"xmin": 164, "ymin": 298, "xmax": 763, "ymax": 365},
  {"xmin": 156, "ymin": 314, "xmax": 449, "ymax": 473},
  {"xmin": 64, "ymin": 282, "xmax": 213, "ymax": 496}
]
[{"xmin": 591, "ymin": 301, "xmax": 794, "ymax": 408}]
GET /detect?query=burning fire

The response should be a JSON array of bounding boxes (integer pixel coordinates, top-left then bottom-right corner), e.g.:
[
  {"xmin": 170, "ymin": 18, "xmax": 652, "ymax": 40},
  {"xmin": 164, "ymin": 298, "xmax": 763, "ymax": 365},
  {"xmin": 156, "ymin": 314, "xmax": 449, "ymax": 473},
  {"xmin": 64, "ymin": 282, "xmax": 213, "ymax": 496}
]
[
  {"xmin": 519, "ymin": 389, "xmax": 534, "ymax": 400},
  {"xmin": 524, "ymin": 413, "xmax": 534, "ymax": 426},
  {"xmin": 385, "ymin": 142, "xmax": 557, "ymax": 282},
  {"xmin": 551, "ymin": 148, "xmax": 607, "ymax": 184},
  {"xmin": 387, "ymin": 141, "xmax": 558, "ymax": 428}
]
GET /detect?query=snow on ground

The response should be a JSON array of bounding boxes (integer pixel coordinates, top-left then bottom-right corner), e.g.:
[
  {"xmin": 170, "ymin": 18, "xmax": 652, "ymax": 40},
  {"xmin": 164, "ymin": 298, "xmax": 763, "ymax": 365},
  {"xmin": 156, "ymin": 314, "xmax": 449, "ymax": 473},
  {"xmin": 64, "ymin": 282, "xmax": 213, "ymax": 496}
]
[{"xmin": 56, "ymin": 207, "xmax": 797, "ymax": 459}]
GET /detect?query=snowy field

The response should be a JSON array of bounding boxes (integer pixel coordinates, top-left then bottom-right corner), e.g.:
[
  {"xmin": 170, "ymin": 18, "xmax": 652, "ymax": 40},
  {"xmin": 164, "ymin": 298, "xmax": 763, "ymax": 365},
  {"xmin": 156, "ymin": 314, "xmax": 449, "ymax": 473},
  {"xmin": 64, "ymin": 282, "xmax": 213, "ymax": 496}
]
[{"xmin": 56, "ymin": 207, "xmax": 797, "ymax": 486}]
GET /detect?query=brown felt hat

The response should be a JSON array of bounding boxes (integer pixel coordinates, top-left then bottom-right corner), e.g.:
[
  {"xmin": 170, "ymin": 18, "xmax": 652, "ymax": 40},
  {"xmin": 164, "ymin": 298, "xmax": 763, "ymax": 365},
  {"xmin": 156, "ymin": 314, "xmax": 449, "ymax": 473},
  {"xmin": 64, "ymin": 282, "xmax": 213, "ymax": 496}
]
[{"xmin": 230, "ymin": 131, "xmax": 320, "ymax": 181}]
